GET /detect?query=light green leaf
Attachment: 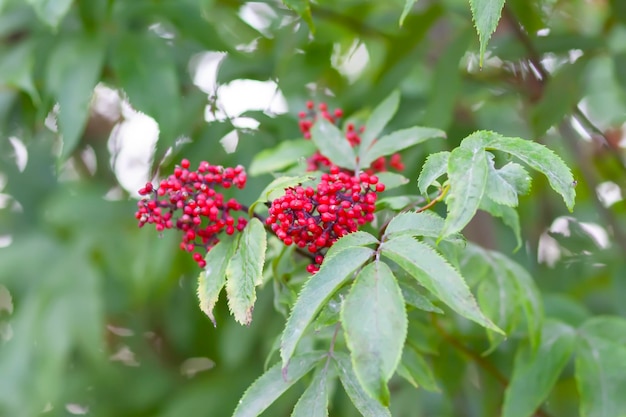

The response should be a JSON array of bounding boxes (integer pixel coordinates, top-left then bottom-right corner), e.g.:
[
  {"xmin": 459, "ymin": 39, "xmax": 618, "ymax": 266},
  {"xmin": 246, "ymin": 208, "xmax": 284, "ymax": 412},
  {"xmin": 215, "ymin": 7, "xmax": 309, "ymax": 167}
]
[
  {"xmin": 360, "ymin": 91, "xmax": 400, "ymax": 156},
  {"xmin": 250, "ymin": 173, "xmax": 319, "ymax": 214},
  {"xmin": 418, "ymin": 151, "xmax": 450, "ymax": 195},
  {"xmin": 375, "ymin": 172, "xmax": 409, "ymax": 190},
  {"xmin": 503, "ymin": 320, "xmax": 576, "ymax": 417},
  {"xmin": 334, "ymin": 353, "xmax": 392, "ymax": 417},
  {"xmin": 382, "ymin": 236, "xmax": 501, "ymax": 333},
  {"xmin": 396, "ymin": 346, "xmax": 439, "ymax": 392},
  {"xmin": 46, "ymin": 35, "xmax": 106, "ymax": 159},
  {"xmin": 311, "ymin": 118, "xmax": 357, "ymax": 171},
  {"xmin": 225, "ymin": 218, "xmax": 267, "ymax": 325},
  {"xmin": 499, "ymin": 162, "xmax": 532, "ymax": 195},
  {"xmin": 27, "ymin": 0, "xmax": 72, "ymax": 27},
  {"xmin": 398, "ymin": 279, "xmax": 443, "ymax": 314},
  {"xmin": 383, "ymin": 211, "xmax": 445, "ymax": 240},
  {"xmin": 291, "ymin": 366, "xmax": 329, "ymax": 417},
  {"xmin": 399, "ymin": 0, "xmax": 418, "ymax": 26},
  {"xmin": 576, "ymin": 317, "xmax": 626, "ymax": 417},
  {"xmin": 463, "ymin": 131, "xmax": 575, "ymax": 211},
  {"xmin": 233, "ymin": 352, "xmax": 325, "ymax": 417},
  {"xmin": 283, "ymin": 0, "xmax": 314, "ymax": 31},
  {"xmin": 342, "ymin": 262, "xmax": 407, "ymax": 405},
  {"xmin": 479, "ymin": 196, "xmax": 522, "ymax": 250},
  {"xmin": 281, "ymin": 247, "xmax": 374, "ymax": 367},
  {"xmin": 325, "ymin": 231, "xmax": 379, "ymax": 260},
  {"xmin": 441, "ymin": 147, "xmax": 489, "ymax": 238},
  {"xmin": 249, "ymin": 139, "xmax": 317, "ymax": 176},
  {"xmin": 485, "ymin": 156, "xmax": 520, "ymax": 207},
  {"xmin": 112, "ymin": 34, "xmax": 180, "ymax": 149},
  {"xmin": 197, "ymin": 235, "xmax": 238, "ymax": 326},
  {"xmin": 469, "ymin": 0, "xmax": 506, "ymax": 65},
  {"xmin": 361, "ymin": 126, "xmax": 445, "ymax": 169},
  {"xmin": 0, "ymin": 40, "xmax": 39, "ymax": 104}
]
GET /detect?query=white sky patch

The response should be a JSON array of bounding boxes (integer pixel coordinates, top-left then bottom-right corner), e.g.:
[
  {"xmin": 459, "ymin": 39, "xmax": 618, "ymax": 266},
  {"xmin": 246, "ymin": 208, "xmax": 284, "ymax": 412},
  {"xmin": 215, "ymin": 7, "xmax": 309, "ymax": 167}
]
[
  {"xmin": 8, "ymin": 137, "xmax": 27, "ymax": 172},
  {"xmin": 239, "ymin": 2, "xmax": 277, "ymax": 36},
  {"xmin": 331, "ymin": 40, "xmax": 369, "ymax": 83},
  {"xmin": 596, "ymin": 181, "xmax": 623, "ymax": 207}
]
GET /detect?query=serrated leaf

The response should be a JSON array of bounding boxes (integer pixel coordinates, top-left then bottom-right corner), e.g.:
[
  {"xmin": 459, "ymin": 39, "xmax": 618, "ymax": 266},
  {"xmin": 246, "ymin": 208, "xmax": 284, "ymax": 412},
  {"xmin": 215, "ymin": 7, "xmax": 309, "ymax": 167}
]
[
  {"xmin": 576, "ymin": 317, "xmax": 626, "ymax": 417},
  {"xmin": 225, "ymin": 218, "xmax": 267, "ymax": 325},
  {"xmin": 283, "ymin": 0, "xmax": 315, "ymax": 31},
  {"xmin": 463, "ymin": 131, "xmax": 576, "ymax": 211},
  {"xmin": 291, "ymin": 366, "xmax": 329, "ymax": 417},
  {"xmin": 233, "ymin": 352, "xmax": 325, "ymax": 417},
  {"xmin": 396, "ymin": 346, "xmax": 439, "ymax": 392},
  {"xmin": 469, "ymin": 0, "xmax": 506, "ymax": 66},
  {"xmin": 46, "ymin": 35, "xmax": 106, "ymax": 159},
  {"xmin": 360, "ymin": 91, "xmax": 400, "ymax": 156},
  {"xmin": 249, "ymin": 139, "xmax": 317, "ymax": 176},
  {"xmin": 485, "ymin": 156, "xmax": 520, "ymax": 207},
  {"xmin": 197, "ymin": 235, "xmax": 238, "ymax": 326},
  {"xmin": 441, "ymin": 147, "xmax": 489, "ymax": 238},
  {"xmin": 383, "ymin": 211, "xmax": 445, "ymax": 240},
  {"xmin": 281, "ymin": 247, "xmax": 374, "ymax": 367},
  {"xmin": 342, "ymin": 262, "xmax": 407, "ymax": 405},
  {"xmin": 479, "ymin": 196, "xmax": 522, "ymax": 250},
  {"xmin": 361, "ymin": 126, "xmax": 445, "ymax": 169},
  {"xmin": 311, "ymin": 118, "xmax": 357, "ymax": 171},
  {"xmin": 418, "ymin": 151, "xmax": 450, "ymax": 195},
  {"xmin": 324, "ymin": 231, "xmax": 379, "ymax": 260},
  {"xmin": 503, "ymin": 320, "xmax": 576, "ymax": 417},
  {"xmin": 375, "ymin": 172, "xmax": 409, "ymax": 190},
  {"xmin": 499, "ymin": 162, "xmax": 532, "ymax": 195},
  {"xmin": 399, "ymin": 0, "xmax": 418, "ymax": 26},
  {"xmin": 27, "ymin": 0, "xmax": 72, "ymax": 27},
  {"xmin": 382, "ymin": 236, "xmax": 502, "ymax": 333},
  {"xmin": 334, "ymin": 353, "xmax": 392, "ymax": 417}
]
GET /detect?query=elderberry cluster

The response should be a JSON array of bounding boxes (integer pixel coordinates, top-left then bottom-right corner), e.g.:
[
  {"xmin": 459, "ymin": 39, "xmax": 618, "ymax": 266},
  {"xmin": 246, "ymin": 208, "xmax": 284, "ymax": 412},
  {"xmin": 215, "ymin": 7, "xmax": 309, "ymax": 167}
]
[
  {"xmin": 266, "ymin": 166, "xmax": 385, "ymax": 273},
  {"xmin": 298, "ymin": 101, "xmax": 405, "ymax": 173},
  {"xmin": 135, "ymin": 159, "xmax": 248, "ymax": 268}
]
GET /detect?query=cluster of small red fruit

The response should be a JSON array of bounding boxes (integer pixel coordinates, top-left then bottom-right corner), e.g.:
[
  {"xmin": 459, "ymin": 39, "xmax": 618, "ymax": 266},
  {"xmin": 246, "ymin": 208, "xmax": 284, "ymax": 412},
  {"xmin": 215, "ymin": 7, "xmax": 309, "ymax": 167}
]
[{"xmin": 135, "ymin": 102, "xmax": 402, "ymax": 272}]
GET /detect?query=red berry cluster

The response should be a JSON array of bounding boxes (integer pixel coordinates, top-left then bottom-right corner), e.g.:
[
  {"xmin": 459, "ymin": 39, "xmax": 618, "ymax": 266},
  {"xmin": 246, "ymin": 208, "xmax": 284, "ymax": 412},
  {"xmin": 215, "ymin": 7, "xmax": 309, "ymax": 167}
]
[
  {"xmin": 266, "ymin": 166, "xmax": 385, "ymax": 273},
  {"xmin": 298, "ymin": 101, "xmax": 405, "ymax": 173},
  {"xmin": 135, "ymin": 159, "xmax": 248, "ymax": 268}
]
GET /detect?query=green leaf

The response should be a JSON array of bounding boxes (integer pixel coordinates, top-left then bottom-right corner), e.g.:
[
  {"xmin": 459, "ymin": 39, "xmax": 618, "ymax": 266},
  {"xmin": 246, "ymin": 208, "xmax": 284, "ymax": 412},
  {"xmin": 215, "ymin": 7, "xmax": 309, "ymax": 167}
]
[
  {"xmin": 485, "ymin": 156, "xmax": 521, "ymax": 207},
  {"xmin": 360, "ymin": 91, "xmax": 400, "ymax": 156},
  {"xmin": 197, "ymin": 235, "xmax": 238, "ymax": 326},
  {"xmin": 250, "ymin": 173, "xmax": 319, "ymax": 214},
  {"xmin": 334, "ymin": 353, "xmax": 392, "ymax": 417},
  {"xmin": 498, "ymin": 162, "xmax": 532, "ymax": 195},
  {"xmin": 418, "ymin": 151, "xmax": 450, "ymax": 195},
  {"xmin": 576, "ymin": 317, "xmax": 626, "ymax": 417},
  {"xmin": 281, "ymin": 246, "xmax": 374, "ymax": 367},
  {"xmin": 469, "ymin": 0, "xmax": 506, "ymax": 65},
  {"xmin": 503, "ymin": 320, "xmax": 577, "ymax": 417},
  {"xmin": 382, "ymin": 236, "xmax": 501, "ymax": 333},
  {"xmin": 479, "ymin": 196, "xmax": 522, "ymax": 250},
  {"xmin": 291, "ymin": 366, "xmax": 329, "ymax": 417},
  {"xmin": 232, "ymin": 352, "xmax": 325, "ymax": 417},
  {"xmin": 396, "ymin": 346, "xmax": 439, "ymax": 392},
  {"xmin": 310, "ymin": 117, "xmax": 357, "ymax": 171},
  {"xmin": 283, "ymin": 0, "xmax": 314, "ymax": 31},
  {"xmin": 225, "ymin": 218, "xmax": 267, "ymax": 325},
  {"xmin": 375, "ymin": 172, "xmax": 409, "ymax": 190},
  {"xmin": 325, "ymin": 231, "xmax": 379, "ymax": 260},
  {"xmin": 441, "ymin": 147, "xmax": 489, "ymax": 238},
  {"xmin": 0, "ymin": 40, "xmax": 39, "ymax": 104},
  {"xmin": 46, "ymin": 35, "xmax": 106, "ymax": 159},
  {"xmin": 398, "ymin": 279, "xmax": 443, "ymax": 314},
  {"xmin": 360, "ymin": 126, "xmax": 445, "ymax": 169},
  {"xmin": 342, "ymin": 262, "xmax": 407, "ymax": 405},
  {"xmin": 26, "ymin": 0, "xmax": 72, "ymax": 27},
  {"xmin": 399, "ymin": 0, "xmax": 418, "ymax": 26},
  {"xmin": 466, "ymin": 131, "xmax": 576, "ymax": 211},
  {"xmin": 111, "ymin": 34, "xmax": 181, "ymax": 151},
  {"xmin": 383, "ymin": 211, "xmax": 445, "ymax": 240},
  {"xmin": 249, "ymin": 139, "xmax": 317, "ymax": 176}
]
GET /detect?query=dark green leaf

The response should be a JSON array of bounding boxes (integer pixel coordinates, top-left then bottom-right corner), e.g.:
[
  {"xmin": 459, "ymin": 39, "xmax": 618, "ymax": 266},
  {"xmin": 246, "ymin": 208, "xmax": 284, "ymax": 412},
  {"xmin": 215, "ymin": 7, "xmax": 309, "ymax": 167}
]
[
  {"xmin": 225, "ymin": 218, "xmax": 267, "ymax": 325},
  {"xmin": 503, "ymin": 320, "xmax": 577, "ymax": 417},
  {"xmin": 342, "ymin": 262, "xmax": 407, "ymax": 405},
  {"xmin": 418, "ymin": 151, "xmax": 450, "ymax": 195},
  {"xmin": 382, "ymin": 237, "xmax": 501, "ymax": 333},
  {"xmin": 283, "ymin": 0, "xmax": 314, "ymax": 31},
  {"xmin": 197, "ymin": 235, "xmax": 238, "ymax": 326},
  {"xmin": 360, "ymin": 126, "xmax": 445, "ymax": 169},
  {"xmin": 479, "ymin": 196, "xmax": 522, "ymax": 250},
  {"xmin": 441, "ymin": 147, "xmax": 489, "ymax": 238},
  {"xmin": 249, "ymin": 139, "xmax": 317, "ymax": 176},
  {"xmin": 232, "ymin": 352, "xmax": 325, "ymax": 417},
  {"xmin": 291, "ymin": 366, "xmax": 329, "ymax": 417},
  {"xmin": 281, "ymin": 246, "xmax": 374, "ymax": 367},
  {"xmin": 0, "ymin": 40, "xmax": 38, "ymax": 103},
  {"xmin": 469, "ymin": 0, "xmax": 506, "ymax": 65},
  {"xmin": 310, "ymin": 118, "xmax": 357, "ymax": 171},
  {"xmin": 396, "ymin": 346, "xmax": 439, "ymax": 392},
  {"xmin": 398, "ymin": 279, "xmax": 443, "ymax": 314},
  {"xmin": 334, "ymin": 353, "xmax": 392, "ymax": 417}
]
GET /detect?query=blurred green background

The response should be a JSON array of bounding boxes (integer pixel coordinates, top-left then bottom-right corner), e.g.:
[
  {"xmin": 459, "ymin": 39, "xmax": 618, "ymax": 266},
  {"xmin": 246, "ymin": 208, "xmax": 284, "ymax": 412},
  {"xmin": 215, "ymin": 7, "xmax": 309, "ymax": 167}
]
[{"xmin": 1, "ymin": 0, "xmax": 626, "ymax": 416}]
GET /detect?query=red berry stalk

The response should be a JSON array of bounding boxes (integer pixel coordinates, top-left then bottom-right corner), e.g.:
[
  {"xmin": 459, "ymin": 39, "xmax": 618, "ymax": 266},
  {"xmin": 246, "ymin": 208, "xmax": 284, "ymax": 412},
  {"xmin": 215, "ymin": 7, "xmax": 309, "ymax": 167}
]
[{"xmin": 135, "ymin": 159, "xmax": 248, "ymax": 268}]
